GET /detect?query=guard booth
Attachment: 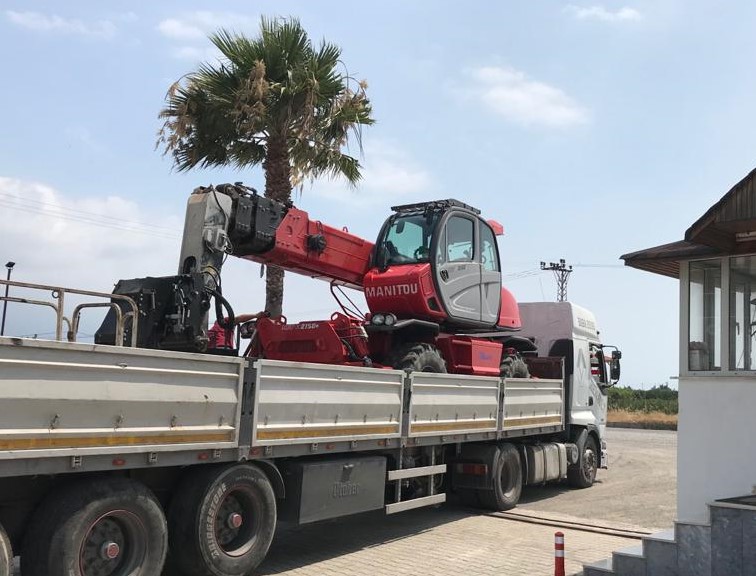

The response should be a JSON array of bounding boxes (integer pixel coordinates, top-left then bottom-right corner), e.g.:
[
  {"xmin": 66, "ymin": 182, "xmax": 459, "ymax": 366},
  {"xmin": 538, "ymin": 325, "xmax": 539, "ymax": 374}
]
[{"xmin": 623, "ymin": 166, "xmax": 756, "ymax": 523}]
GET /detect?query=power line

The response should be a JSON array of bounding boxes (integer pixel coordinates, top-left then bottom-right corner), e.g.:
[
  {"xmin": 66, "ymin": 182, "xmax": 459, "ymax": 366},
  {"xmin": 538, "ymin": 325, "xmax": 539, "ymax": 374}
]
[{"xmin": 0, "ymin": 199, "xmax": 180, "ymax": 240}]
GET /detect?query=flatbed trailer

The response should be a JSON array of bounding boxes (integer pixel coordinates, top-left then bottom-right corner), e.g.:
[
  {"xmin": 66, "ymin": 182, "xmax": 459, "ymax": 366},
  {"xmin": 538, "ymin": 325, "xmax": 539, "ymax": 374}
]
[{"xmin": 0, "ymin": 334, "xmax": 570, "ymax": 576}]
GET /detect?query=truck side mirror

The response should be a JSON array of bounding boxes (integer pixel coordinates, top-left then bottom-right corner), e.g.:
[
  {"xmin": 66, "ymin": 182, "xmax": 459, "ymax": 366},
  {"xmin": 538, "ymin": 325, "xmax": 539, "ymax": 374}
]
[{"xmin": 610, "ymin": 359, "xmax": 621, "ymax": 382}]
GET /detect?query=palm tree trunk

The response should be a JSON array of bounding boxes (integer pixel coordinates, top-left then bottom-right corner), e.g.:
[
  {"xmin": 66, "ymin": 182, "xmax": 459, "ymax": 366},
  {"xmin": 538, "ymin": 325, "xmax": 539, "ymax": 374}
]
[{"xmin": 262, "ymin": 135, "xmax": 293, "ymax": 318}]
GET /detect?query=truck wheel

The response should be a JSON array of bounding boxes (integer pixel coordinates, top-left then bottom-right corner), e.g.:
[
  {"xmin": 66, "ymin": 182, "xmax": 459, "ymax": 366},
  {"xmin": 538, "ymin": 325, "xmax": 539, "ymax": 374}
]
[
  {"xmin": 477, "ymin": 444, "xmax": 523, "ymax": 511},
  {"xmin": 167, "ymin": 463, "xmax": 276, "ymax": 576},
  {"xmin": 568, "ymin": 433, "xmax": 598, "ymax": 488},
  {"xmin": 21, "ymin": 477, "xmax": 167, "ymax": 576},
  {"xmin": 388, "ymin": 342, "xmax": 447, "ymax": 373},
  {"xmin": 0, "ymin": 522, "xmax": 11, "ymax": 576}
]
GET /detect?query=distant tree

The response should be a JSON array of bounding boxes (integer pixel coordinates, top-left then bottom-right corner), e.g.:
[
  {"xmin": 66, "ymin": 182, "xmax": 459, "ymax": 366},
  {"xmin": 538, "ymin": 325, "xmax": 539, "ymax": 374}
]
[{"xmin": 158, "ymin": 17, "xmax": 374, "ymax": 316}]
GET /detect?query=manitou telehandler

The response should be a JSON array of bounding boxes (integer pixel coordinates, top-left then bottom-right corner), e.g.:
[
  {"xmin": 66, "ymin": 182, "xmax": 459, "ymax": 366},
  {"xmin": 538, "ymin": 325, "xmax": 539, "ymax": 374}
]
[{"xmin": 96, "ymin": 183, "xmax": 559, "ymax": 378}]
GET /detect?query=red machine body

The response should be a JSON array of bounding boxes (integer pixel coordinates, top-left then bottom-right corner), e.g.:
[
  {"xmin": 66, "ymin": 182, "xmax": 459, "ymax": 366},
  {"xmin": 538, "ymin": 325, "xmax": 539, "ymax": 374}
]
[
  {"xmin": 253, "ymin": 313, "xmax": 372, "ymax": 366},
  {"xmin": 363, "ymin": 264, "xmax": 446, "ymax": 322},
  {"xmin": 240, "ymin": 208, "xmax": 373, "ymax": 288}
]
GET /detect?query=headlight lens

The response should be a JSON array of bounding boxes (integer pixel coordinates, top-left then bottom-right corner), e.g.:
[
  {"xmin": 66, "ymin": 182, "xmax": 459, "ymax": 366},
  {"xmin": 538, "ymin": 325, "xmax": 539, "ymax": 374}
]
[
  {"xmin": 384, "ymin": 314, "xmax": 397, "ymax": 326},
  {"xmin": 372, "ymin": 313, "xmax": 386, "ymax": 326}
]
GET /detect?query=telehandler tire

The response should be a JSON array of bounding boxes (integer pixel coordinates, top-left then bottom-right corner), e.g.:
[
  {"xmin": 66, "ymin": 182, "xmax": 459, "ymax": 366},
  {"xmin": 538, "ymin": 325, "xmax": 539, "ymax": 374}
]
[
  {"xmin": 388, "ymin": 342, "xmax": 447, "ymax": 373},
  {"xmin": 0, "ymin": 522, "xmax": 11, "ymax": 576}
]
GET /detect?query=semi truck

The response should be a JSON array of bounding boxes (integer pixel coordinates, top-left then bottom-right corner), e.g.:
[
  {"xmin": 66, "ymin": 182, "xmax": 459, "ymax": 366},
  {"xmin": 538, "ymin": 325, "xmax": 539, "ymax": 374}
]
[{"xmin": 0, "ymin": 185, "xmax": 621, "ymax": 576}]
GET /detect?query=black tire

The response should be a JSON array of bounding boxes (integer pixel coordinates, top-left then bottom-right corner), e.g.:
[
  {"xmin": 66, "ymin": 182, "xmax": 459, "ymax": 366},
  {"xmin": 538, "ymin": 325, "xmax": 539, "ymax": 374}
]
[
  {"xmin": 388, "ymin": 342, "xmax": 447, "ymax": 373},
  {"xmin": 568, "ymin": 432, "xmax": 598, "ymax": 488},
  {"xmin": 500, "ymin": 355, "xmax": 529, "ymax": 378},
  {"xmin": 477, "ymin": 444, "xmax": 523, "ymax": 511},
  {"xmin": 167, "ymin": 464, "xmax": 277, "ymax": 576},
  {"xmin": 21, "ymin": 477, "xmax": 167, "ymax": 576},
  {"xmin": 0, "ymin": 522, "xmax": 11, "ymax": 576}
]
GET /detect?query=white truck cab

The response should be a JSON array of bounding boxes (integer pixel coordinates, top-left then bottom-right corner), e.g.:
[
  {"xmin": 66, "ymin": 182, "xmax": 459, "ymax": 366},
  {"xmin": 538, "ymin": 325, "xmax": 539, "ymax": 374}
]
[{"xmin": 519, "ymin": 302, "xmax": 621, "ymax": 472}]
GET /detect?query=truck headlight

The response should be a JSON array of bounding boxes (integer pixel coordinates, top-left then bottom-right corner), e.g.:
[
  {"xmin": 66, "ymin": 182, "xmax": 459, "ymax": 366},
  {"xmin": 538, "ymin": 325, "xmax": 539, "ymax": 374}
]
[
  {"xmin": 372, "ymin": 314, "xmax": 386, "ymax": 326},
  {"xmin": 384, "ymin": 314, "xmax": 397, "ymax": 326}
]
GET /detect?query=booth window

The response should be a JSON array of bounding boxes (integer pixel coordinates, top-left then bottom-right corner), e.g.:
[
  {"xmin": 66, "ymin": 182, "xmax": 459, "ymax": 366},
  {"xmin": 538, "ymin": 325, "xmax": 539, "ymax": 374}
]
[
  {"xmin": 689, "ymin": 260, "xmax": 721, "ymax": 371},
  {"xmin": 729, "ymin": 256, "xmax": 756, "ymax": 370}
]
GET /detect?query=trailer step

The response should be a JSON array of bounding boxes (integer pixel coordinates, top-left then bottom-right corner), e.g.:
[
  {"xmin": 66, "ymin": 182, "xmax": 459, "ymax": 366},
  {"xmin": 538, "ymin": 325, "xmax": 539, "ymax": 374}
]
[
  {"xmin": 387, "ymin": 464, "xmax": 447, "ymax": 481},
  {"xmin": 386, "ymin": 493, "xmax": 446, "ymax": 514}
]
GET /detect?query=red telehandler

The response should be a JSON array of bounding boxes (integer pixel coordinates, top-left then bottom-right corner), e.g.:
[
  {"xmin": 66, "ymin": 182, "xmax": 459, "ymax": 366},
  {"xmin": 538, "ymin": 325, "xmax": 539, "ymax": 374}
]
[{"xmin": 96, "ymin": 183, "xmax": 536, "ymax": 377}]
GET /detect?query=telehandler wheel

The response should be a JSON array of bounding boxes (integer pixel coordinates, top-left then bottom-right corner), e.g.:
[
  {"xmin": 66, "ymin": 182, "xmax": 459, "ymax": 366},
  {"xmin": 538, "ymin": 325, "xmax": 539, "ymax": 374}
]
[
  {"xmin": 21, "ymin": 477, "xmax": 167, "ymax": 576},
  {"xmin": 388, "ymin": 342, "xmax": 447, "ymax": 373},
  {"xmin": 167, "ymin": 463, "xmax": 277, "ymax": 576},
  {"xmin": 568, "ymin": 432, "xmax": 598, "ymax": 489},
  {"xmin": 0, "ymin": 522, "xmax": 11, "ymax": 576},
  {"xmin": 477, "ymin": 443, "xmax": 523, "ymax": 511},
  {"xmin": 500, "ymin": 355, "xmax": 529, "ymax": 378}
]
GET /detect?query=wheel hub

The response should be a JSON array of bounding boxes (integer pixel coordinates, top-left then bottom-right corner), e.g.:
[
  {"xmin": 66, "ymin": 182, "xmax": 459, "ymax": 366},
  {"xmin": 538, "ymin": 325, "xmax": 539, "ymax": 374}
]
[
  {"xmin": 227, "ymin": 513, "xmax": 243, "ymax": 530},
  {"xmin": 101, "ymin": 541, "xmax": 120, "ymax": 561}
]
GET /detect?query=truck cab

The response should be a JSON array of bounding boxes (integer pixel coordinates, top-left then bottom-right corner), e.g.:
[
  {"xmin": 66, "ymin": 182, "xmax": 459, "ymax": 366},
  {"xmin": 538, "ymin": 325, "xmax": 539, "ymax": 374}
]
[{"xmin": 518, "ymin": 302, "xmax": 621, "ymax": 472}]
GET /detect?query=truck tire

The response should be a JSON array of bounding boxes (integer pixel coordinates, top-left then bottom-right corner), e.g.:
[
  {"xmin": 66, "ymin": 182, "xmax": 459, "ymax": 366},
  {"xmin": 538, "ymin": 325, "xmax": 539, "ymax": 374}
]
[
  {"xmin": 477, "ymin": 443, "xmax": 523, "ymax": 511},
  {"xmin": 568, "ymin": 432, "xmax": 598, "ymax": 488},
  {"xmin": 388, "ymin": 342, "xmax": 447, "ymax": 373},
  {"xmin": 167, "ymin": 463, "xmax": 276, "ymax": 576},
  {"xmin": 21, "ymin": 477, "xmax": 167, "ymax": 576},
  {"xmin": 0, "ymin": 522, "xmax": 11, "ymax": 576}
]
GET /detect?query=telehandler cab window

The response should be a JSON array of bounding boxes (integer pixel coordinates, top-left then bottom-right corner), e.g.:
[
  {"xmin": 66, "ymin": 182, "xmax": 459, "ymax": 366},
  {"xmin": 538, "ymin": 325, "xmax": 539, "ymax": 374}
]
[
  {"xmin": 380, "ymin": 214, "xmax": 436, "ymax": 265},
  {"xmin": 446, "ymin": 216, "xmax": 474, "ymax": 262},
  {"xmin": 480, "ymin": 224, "xmax": 499, "ymax": 272}
]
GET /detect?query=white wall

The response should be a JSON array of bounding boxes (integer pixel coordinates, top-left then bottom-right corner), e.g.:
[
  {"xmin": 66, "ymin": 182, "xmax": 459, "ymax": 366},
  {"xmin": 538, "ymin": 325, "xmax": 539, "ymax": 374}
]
[{"xmin": 678, "ymin": 375, "xmax": 756, "ymax": 522}]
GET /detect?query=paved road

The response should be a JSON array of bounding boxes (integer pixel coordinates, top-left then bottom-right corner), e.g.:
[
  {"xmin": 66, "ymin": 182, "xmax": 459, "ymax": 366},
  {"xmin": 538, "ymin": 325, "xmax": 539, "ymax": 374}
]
[
  {"xmin": 519, "ymin": 428, "xmax": 677, "ymax": 531},
  {"xmin": 257, "ymin": 427, "xmax": 677, "ymax": 576}
]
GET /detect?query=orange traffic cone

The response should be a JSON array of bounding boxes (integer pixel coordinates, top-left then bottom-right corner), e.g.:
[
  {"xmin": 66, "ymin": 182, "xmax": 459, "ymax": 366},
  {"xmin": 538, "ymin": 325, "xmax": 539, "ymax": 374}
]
[{"xmin": 554, "ymin": 531, "xmax": 565, "ymax": 576}]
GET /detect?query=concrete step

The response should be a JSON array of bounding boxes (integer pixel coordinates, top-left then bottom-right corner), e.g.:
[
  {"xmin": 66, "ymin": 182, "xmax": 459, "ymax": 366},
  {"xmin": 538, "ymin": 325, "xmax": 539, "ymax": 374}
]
[
  {"xmin": 675, "ymin": 521, "xmax": 711, "ymax": 576},
  {"xmin": 583, "ymin": 557, "xmax": 614, "ymax": 576},
  {"xmin": 612, "ymin": 544, "xmax": 645, "ymax": 576},
  {"xmin": 643, "ymin": 529, "xmax": 678, "ymax": 576},
  {"xmin": 707, "ymin": 499, "xmax": 756, "ymax": 576}
]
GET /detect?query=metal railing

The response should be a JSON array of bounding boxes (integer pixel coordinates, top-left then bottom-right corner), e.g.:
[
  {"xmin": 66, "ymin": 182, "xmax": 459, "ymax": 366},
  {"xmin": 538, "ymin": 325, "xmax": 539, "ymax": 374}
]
[{"xmin": 0, "ymin": 279, "xmax": 139, "ymax": 347}]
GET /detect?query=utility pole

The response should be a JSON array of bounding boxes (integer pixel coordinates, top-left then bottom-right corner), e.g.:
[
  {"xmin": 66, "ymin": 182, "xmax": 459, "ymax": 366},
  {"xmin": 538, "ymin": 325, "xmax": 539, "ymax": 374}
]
[
  {"xmin": 1, "ymin": 261, "xmax": 15, "ymax": 336},
  {"xmin": 540, "ymin": 259, "xmax": 573, "ymax": 302}
]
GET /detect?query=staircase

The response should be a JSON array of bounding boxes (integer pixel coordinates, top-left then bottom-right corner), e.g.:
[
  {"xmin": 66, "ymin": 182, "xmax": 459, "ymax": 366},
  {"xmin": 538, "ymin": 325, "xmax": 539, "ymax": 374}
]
[{"xmin": 583, "ymin": 496, "xmax": 756, "ymax": 576}]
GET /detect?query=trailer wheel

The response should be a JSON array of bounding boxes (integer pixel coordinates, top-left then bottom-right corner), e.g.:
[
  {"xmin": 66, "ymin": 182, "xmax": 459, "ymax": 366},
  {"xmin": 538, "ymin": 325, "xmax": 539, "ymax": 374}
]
[
  {"xmin": 0, "ymin": 522, "xmax": 11, "ymax": 576},
  {"xmin": 167, "ymin": 463, "xmax": 276, "ymax": 576},
  {"xmin": 388, "ymin": 342, "xmax": 447, "ymax": 373},
  {"xmin": 477, "ymin": 444, "xmax": 522, "ymax": 511},
  {"xmin": 568, "ymin": 433, "xmax": 598, "ymax": 488},
  {"xmin": 21, "ymin": 477, "xmax": 167, "ymax": 576}
]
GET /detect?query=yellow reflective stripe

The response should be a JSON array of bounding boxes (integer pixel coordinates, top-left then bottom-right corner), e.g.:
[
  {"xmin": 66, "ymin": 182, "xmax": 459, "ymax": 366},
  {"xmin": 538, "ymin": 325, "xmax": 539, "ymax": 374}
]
[
  {"xmin": 0, "ymin": 431, "xmax": 234, "ymax": 450},
  {"xmin": 257, "ymin": 424, "xmax": 398, "ymax": 440},
  {"xmin": 503, "ymin": 415, "xmax": 562, "ymax": 428},
  {"xmin": 410, "ymin": 420, "xmax": 496, "ymax": 433}
]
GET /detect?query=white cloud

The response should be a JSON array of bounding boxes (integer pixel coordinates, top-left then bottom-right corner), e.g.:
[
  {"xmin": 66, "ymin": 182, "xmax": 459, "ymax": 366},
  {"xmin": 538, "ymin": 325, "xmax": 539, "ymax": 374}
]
[
  {"xmin": 309, "ymin": 140, "xmax": 432, "ymax": 205},
  {"xmin": 0, "ymin": 178, "xmax": 182, "ymax": 295},
  {"xmin": 565, "ymin": 5, "xmax": 642, "ymax": 22},
  {"xmin": 469, "ymin": 66, "xmax": 590, "ymax": 128},
  {"xmin": 157, "ymin": 11, "xmax": 260, "ymax": 59},
  {"xmin": 171, "ymin": 45, "xmax": 221, "ymax": 62},
  {"xmin": 5, "ymin": 11, "xmax": 119, "ymax": 39}
]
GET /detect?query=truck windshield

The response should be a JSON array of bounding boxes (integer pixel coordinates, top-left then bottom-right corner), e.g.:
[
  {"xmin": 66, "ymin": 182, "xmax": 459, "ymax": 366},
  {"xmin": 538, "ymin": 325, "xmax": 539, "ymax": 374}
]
[{"xmin": 376, "ymin": 213, "xmax": 438, "ymax": 267}]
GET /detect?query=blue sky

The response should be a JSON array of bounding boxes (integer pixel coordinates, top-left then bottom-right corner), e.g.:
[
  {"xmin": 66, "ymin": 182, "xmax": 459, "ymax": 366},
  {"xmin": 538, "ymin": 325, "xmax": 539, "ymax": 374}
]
[{"xmin": 3, "ymin": 1, "xmax": 756, "ymax": 387}]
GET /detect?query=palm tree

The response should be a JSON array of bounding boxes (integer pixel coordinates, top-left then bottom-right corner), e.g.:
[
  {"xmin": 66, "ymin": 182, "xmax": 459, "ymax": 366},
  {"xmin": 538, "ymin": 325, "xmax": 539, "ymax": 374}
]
[{"xmin": 158, "ymin": 17, "xmax": 374, "ymax": 317}]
